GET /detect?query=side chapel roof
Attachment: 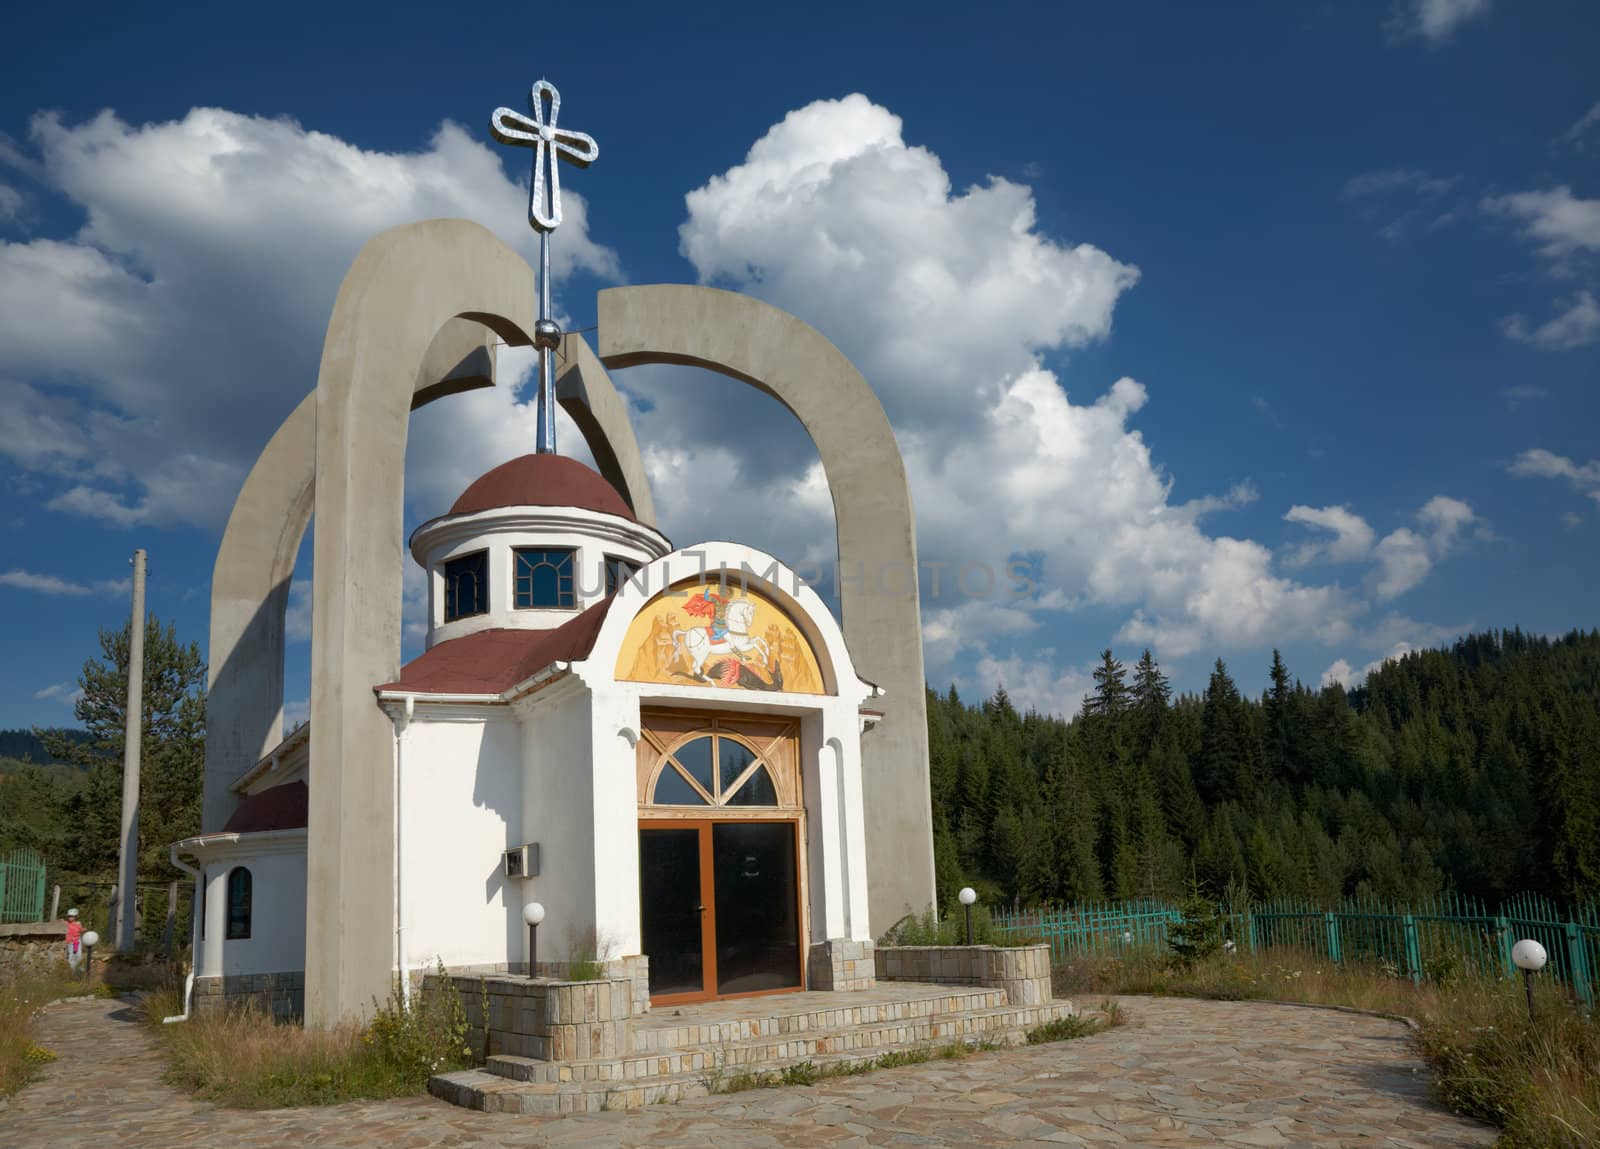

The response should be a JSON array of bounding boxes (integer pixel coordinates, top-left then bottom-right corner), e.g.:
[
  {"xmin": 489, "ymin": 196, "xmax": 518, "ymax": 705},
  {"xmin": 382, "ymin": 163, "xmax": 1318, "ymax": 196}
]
[{"xmin": 375, "ymin": 595, "xmax": 614, "ymax": 697}]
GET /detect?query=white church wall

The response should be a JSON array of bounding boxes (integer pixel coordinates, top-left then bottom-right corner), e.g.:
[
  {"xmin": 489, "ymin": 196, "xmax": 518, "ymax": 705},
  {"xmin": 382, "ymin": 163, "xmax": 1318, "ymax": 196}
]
[
  {"xmin": 588, "ymin": 684, "xmax": 643, "ymax": 958},
  {"xmin": 400, "ymin": 709, "xmax": 522, "ymax": 971},
  {"xmin": 194, "ymin": 831, "xmax": 307, "ymax": 979},
  {"xmin": 516, "ymin": 682, "xmax": 602, "ymax": 964},
  {"xmin": 800, "ymin": 709, "xmax": 841, "ymax": 941}
]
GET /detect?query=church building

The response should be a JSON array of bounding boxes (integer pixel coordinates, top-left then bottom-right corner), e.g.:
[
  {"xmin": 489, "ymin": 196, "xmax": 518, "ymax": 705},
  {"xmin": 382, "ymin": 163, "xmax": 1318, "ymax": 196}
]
[{"xmin": 174, "ymin": 452, "xmax": 881, "ymax": 1014}]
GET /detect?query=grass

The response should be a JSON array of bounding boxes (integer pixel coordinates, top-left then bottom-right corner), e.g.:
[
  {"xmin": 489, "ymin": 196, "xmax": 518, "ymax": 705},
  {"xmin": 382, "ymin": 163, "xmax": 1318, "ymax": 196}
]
[
  {"xmin": 880, "ymin": 905, "xmax": 1044, "ymax": 948},
  {"xmin": 0, "ymin": 971, "xmax": 111, "ymax": 1098},
  {"xmin": 140, "ymin": 968, "xmax": 475, "ymax": 1108},
  {"xmin": 1027, "ymin": 999, "xmax": 1124, "ymax": 1044},
  {"xmin": 1054, "ymin": 947, "xmax": 1599, "ymax": 1149}
]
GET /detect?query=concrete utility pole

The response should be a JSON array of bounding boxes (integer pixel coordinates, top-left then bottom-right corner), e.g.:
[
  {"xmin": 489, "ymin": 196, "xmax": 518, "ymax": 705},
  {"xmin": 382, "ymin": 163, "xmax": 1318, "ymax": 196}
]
[{"xmin": 116, "ymin": 548, "xmax": 146, "ymax": 951}]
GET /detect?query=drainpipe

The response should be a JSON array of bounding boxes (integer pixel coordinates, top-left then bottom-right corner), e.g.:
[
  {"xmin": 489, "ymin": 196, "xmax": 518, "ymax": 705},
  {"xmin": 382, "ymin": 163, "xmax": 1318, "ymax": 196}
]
[
  {"xmin": 389, "ymin": 695, "xmax": 416, "ymax": 1009},
  {"xmin": 164, "ymin": 843, "xmax": 203, "ymax": 1023}
]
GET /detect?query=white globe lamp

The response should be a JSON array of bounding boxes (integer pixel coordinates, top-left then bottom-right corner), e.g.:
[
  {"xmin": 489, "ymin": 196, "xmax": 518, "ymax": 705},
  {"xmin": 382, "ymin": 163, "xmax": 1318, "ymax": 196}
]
[
  {"xmin": 957, "ymin": 887, "xmax": 977, "ymax": 945},
  {"xmin": 80, "ymin": 930, "xmax": 100, "ymax": 983},
  {"xmin": 1511, "ymin": 939, "xmax": 1547, "ymax": 972},
  {"xmin": 1512, "ymin": 938, "xmax": 1548, "ymax": 1023},
  {"xmin": 522, "ymin": 902, "xmax": 545, "ymax": 976}
]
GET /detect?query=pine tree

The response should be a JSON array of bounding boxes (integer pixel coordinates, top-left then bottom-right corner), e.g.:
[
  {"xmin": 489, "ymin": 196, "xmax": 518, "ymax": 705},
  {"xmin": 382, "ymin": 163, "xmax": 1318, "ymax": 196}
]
[
  {"xmin": 1131, "ymin": 648, "xmax": 1171, "ymax": 751},
  {"xmin": 1196, "ymin": 660, "xmax": 1259, "ymax": 804},
  {"xmin": 1263, "ymin": 649, "xmax": 1296, "ymax": 784},
  {"xmin": 1086, "ymin": 650, "xmax": 1131, "ymax": 717},
  {"xmin": 41, "ymin": 615, "xmax": 206, "ymax": 908}
]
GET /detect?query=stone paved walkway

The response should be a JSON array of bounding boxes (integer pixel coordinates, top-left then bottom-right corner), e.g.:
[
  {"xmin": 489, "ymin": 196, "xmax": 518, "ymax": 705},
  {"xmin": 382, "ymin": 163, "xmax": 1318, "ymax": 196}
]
[{"xmin": 1, "ymin": 994, "xmax": 1495, "ymax": 1148}]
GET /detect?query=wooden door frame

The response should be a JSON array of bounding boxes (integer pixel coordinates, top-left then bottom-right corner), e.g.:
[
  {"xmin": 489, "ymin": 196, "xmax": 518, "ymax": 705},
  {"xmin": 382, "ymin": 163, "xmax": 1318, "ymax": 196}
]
[{"xmin": 638, "ymin": 815, "xmax": 807, "ymax": 1005}]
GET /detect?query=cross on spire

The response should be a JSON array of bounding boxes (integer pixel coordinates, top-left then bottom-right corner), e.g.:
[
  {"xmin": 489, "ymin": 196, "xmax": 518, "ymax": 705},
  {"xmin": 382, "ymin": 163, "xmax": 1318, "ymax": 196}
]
[
  {"xmin": 490, "ymin": 80, "xmax": 598, "ymax": 234},
  {"xmin": 489, "ymin": 79, "xmax": 599, "ymax": 454}
]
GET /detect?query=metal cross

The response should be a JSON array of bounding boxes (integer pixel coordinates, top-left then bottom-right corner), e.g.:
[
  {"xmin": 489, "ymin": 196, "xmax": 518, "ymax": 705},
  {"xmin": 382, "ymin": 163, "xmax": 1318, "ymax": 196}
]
[
  {"xmin": 491, "ymin": 79, "xmax": 598, "ymax": 233},
  {"xmin": 490, "ymin": 80, "xmax": 599, "ymax": 453}
]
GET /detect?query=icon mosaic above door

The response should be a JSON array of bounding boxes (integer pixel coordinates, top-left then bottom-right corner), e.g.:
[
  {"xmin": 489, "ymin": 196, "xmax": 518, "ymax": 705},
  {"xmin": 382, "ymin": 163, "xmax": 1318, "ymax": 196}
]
[{"xmin": 617, "ymin": 582, "xmax": 825, "ymax": 693}]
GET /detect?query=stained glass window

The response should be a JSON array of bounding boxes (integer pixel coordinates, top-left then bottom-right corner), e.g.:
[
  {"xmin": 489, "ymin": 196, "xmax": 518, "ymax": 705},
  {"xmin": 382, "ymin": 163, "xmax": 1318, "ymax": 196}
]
[
  {"xmin": 444, "ymin": 551, "xmax": 488, "ymax": 621},
  {"xmin": 514, "ymin": 548, "xmax": 575, "ymax": 608}
]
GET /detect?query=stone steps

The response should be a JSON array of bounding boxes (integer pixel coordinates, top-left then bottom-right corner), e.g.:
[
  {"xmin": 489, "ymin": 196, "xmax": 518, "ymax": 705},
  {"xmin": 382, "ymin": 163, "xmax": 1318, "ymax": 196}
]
[
  {"xmin": 636, "ymin": 985, "xmax": 1009, "ymax": 1051},
  {"xmin": 428, "ymin": 997, "xmax": 1078, "ymax": 1115}
]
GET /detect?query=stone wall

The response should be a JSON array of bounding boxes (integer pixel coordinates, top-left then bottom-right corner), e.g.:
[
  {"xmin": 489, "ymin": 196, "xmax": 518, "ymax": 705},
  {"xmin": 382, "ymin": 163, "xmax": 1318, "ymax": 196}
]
[
  {"xmin": 875, "ymin": 943, "xmax": 1052, "ymax": 1005},
  {"xmin": 192, "ymin": 970, "xmax": 304, "ymax": 1021},
  {"xmin": 428, "ymin": 972, "xmax": 634, "ymax": 1060},
  {"xmin": 0, "ymin": 922, "xmax": 69, "ymax": 984},
  {"xmin": 807, "ymin": 938, "xmax": 876, "ymax": 991}
]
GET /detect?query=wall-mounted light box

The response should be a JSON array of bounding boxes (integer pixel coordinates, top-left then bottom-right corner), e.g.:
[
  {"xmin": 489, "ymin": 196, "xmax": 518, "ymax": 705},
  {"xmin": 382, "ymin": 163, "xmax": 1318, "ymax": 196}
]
[{"xmin": 503, "ymin": 843, "xmax": 540, "ymax": 879}]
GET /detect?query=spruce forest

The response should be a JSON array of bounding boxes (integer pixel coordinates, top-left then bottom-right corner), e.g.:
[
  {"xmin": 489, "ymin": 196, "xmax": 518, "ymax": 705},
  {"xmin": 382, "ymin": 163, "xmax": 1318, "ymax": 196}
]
[
  {"xmin": 3, "ymin": 625, "xmax": 1598, "ymax": 918},
  {"xmin": 927, "ymin": 628, "xmax": 1600, "ymax": 912}
]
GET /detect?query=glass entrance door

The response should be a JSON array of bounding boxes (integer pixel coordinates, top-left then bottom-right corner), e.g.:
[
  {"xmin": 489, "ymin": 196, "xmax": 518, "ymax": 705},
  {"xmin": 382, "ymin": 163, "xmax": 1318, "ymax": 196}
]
[
  {"xmin": 713, "ymin": 822, "xmax": 799, "ymax": 996},
  {"xmin": 638, "ymin": 819, "xmax": 802, "ymax": 1003},
  {"xmin": 638, "ymin": 826, "xmax": 709, "ymax": 999}
]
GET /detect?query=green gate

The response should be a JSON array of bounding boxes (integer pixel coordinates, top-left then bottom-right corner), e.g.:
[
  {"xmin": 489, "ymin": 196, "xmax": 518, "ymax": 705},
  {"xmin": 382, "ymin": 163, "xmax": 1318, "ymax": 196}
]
[{"xmin": 0, "ymin": 846, "xmax": 48, "ymax": 924}]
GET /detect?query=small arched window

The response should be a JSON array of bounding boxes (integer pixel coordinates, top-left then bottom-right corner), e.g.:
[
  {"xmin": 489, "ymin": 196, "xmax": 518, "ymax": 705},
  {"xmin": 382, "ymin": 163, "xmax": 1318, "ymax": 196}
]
[
  {"xmin": 444, "ymin": 551, "xmax": 488, "ymax": 621},
  {"xmin": 648, "ymin": 734, "xmax": 779, "ymax": 807},
  {"xmin": 226, "ymin": 866, "xmax": 252, "ymax": 940}
]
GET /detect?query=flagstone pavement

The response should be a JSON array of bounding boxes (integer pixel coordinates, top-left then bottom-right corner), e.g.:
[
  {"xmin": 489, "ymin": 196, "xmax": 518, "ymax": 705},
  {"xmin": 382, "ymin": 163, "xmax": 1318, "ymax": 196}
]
[{"xmin": 1, "ymin": 993, "xmax": 1495, "ymax": 1148}]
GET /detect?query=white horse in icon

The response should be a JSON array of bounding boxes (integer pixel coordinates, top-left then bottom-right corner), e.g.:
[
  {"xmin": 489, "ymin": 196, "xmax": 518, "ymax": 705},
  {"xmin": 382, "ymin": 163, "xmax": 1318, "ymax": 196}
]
[{"xmin": 673, "ymin": 599, "xmax": 769, "ymax": 680}]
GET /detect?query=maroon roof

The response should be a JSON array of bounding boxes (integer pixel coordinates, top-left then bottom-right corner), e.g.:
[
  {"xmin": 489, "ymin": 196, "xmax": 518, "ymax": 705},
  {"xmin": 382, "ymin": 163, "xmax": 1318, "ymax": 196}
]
[
  {"xmin": 223, "ymin": 781, "xmax": 308, "ymax": 834},
  {"xmin": 449, "ymin": 454, "xmax": 635, "ymax": 521},
  {"xmin": 376, "ymin": 596, "xmax": 615, "ymax": 696}
]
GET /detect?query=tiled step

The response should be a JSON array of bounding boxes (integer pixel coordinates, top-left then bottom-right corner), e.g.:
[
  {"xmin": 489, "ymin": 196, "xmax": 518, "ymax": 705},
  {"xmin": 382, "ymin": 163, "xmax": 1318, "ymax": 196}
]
[
  {"xmin": 429, "ymin": 999, "xmax": 1077, "ymax": 1114},
  {"xmin": 484, "ymin": 1000, "xmax": 1074, "ymax": 1085},
  {"xmin": 636, "ymin": 986, "xmax": 1009, "ymax": 1051}
]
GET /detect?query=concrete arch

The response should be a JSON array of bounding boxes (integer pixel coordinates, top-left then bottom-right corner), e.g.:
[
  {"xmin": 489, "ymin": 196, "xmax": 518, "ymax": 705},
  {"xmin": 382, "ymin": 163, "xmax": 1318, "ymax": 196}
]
[
  {"xmin": 596, "ymin": 284, "xmax": 934, "ymax": 936},
  {"xmin": 203, "ymin": 324, "xmax": 655, "ymax": 837},
  {"xmin": 205, "ymin": 317, "xmax": 494, "ymax": 833},
  {"xmin": 304, "ymin": 219, "xmax": 542, "ymax": 1024}
]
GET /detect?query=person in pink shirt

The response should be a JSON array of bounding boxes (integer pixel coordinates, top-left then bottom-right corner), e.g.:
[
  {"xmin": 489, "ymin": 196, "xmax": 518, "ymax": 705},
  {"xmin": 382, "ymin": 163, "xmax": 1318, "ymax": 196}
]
[{"xmin": 64, "ymin": 907, "xmax": 85, "ymax": 972}]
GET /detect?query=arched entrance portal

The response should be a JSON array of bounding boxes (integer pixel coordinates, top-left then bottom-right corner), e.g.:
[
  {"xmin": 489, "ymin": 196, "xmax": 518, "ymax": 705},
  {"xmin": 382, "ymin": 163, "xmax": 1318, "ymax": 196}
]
[{"xmin": 636, "ymin": 713, "xmax": 805, "ymax": 1003}]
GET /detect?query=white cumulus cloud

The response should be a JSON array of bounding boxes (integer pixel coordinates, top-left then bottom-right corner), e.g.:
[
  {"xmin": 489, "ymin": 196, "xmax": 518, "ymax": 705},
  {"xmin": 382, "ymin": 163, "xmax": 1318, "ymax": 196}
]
[
  {"xmin": 0, "ymin": 107, "xmax": 619, "ymax": 528},
  {"xmin": 1372, "ymin": 496, "xmax": 1480, "ymax": 600},
  {"xmin": 659, "ymin": 93, "xmax": 1479, "ymax": 675},
  {"xmin": 33, "ymin": 681, "xmax": 84, "ymax": 706},
  {"xmin": 1509, "ymin": 448, "xmax": 1600, "ymax": 506},
  {"xmin": 1501, "ymin": 291, "xmax": 1600, "ymax": 350},
  {"xmin": 0, "ymin": 569, "xmax": 128, "ymax": 596},
  {"xmin": 1483, "ymin": 186, "xmax": 1600, "ymax": 260},
  {"xmin": 1283, "ymin": 504, "xmax": 1377, "ymax": 566},
  {"xmin": 1389, "ymin": 0, "xmax": 1491, "ymax": 41}
]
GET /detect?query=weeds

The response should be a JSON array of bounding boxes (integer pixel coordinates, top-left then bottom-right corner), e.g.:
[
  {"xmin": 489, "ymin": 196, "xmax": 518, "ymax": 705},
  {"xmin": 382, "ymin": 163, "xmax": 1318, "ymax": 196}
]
[
  {"xmin": 144, "ymin": 960, "xmax": 475, "ymax": 1108},
  {"xmin": 0, "ymin": 971, "xmax": 107, "ymax": 1097},
  {"xmin": 1055, "ymin": 948, "xmax": 1598, "ymax": 1149},
  {"xmin": 779, "ymin": 1060, "xmax": 819, "ymax": 1086},
  {"xmin": 880, "ymin": 905, "xmax": 1043, "ymax": 948}
]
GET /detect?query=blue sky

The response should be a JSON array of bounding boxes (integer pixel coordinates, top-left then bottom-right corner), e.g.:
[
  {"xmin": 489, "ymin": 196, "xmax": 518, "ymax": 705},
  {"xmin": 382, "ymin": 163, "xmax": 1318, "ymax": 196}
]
[{"xmin": 2, "ymin": 0, "xmax": 1596, "ymax": 730}]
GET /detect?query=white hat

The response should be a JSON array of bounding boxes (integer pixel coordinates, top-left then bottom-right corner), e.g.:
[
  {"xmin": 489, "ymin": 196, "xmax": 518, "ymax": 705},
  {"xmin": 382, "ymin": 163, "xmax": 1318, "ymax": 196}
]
[{"xmin": 66, "ymin": 907, "xmax": 79, "ymax": 918}]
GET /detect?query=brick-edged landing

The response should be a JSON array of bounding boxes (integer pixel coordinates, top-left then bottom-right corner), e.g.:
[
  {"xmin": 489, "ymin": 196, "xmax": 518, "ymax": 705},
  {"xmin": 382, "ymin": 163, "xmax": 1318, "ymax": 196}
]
[{"xmin": 428, "ymin": 983, "xmax": 1077, "ymax": 1115}]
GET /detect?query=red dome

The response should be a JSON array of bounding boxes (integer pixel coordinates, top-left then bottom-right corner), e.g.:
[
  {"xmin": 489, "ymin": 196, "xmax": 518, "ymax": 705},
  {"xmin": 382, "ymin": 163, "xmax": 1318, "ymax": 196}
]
[{"xmin": 449, "ymin": 454, "xmax": 635, "ymax": 521}]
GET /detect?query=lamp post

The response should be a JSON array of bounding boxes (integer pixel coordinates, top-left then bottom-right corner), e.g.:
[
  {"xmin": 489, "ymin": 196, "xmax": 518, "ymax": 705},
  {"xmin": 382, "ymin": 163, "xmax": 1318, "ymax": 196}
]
[
  {"xmin": 958, "ymin": 887, "xmax": 977, "ymax": 946},
  {"xmin": 81, "ymin": 930, "xmax": 100, "ymax": 983},
  {"xmin": 1511, "ymin": 939, "xmax": 1547, "ymax": 1024},
  {"xmin": 523, "ymin": 902, "xmax": 546, "ymax": 976}
]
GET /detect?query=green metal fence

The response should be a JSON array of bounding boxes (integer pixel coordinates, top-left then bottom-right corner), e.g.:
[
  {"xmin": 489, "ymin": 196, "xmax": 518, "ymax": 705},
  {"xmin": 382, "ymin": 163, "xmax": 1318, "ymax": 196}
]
[
  {"xmin": 994, "ymin": 891, "xmax": 1600, "ymax": 1008},
  {"xmin": 0, "ymin": 846, "xmax": 48, "ymax": 924}
]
